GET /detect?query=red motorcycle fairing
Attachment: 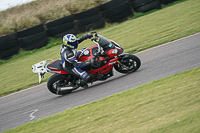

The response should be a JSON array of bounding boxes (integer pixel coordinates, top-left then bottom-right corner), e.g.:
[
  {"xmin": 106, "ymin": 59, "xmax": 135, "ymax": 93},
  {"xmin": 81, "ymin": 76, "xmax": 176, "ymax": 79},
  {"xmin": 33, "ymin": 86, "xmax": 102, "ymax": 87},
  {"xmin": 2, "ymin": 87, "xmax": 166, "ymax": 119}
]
[
  {"xmin": 78, "ymin": 43, "xmax": 122, "ymax": 74},
  {"xmin": 78, "ymin": 45, "xmax": 104, "ymax": 61},
  {"xmin": 47, "ymin": 59, "xmax": 68, "ymax": 74},
  {"xmin": 47, "ymin": 41, "xmax": 123, "ymax": 75},
  {"xmin": 78, "ymin": 42, "xmax": 123, "ymax": 62},
  {"xmin": 88, "ymin": 57, "xmax": 118, "ymax": 74}
]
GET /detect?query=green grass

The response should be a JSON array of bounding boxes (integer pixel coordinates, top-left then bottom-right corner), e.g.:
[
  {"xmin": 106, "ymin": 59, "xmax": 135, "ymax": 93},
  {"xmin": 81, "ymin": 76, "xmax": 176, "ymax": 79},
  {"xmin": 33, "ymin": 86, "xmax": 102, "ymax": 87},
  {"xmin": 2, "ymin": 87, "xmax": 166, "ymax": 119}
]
[
  {"xmin": 4, "ymin": 67, "xmax": 200, "ymax": 133},
  {"xmin": 0, "ymin": 0, "xmax": 200, "ymax": 96}
]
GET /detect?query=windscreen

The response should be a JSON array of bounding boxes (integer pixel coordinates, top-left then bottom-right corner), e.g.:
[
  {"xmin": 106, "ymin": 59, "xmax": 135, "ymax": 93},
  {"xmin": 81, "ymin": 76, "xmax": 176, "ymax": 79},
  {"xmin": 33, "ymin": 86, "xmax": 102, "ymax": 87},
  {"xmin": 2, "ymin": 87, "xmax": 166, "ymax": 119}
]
[{"xmin": 98, "ymin": 35, "xmax": 111, "ymax": 47}]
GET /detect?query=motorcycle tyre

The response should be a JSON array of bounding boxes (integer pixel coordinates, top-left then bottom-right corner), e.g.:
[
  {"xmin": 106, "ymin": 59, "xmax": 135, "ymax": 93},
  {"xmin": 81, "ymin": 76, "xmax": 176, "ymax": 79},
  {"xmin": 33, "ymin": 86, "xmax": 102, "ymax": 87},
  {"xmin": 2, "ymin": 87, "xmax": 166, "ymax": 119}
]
[
  {"xmin": 47, "ymin": 74, "xmax": 79, "ymax": 95},
  {"xmin": 114, "ymin": 54, "xmax": 141, "ymax": 73}
]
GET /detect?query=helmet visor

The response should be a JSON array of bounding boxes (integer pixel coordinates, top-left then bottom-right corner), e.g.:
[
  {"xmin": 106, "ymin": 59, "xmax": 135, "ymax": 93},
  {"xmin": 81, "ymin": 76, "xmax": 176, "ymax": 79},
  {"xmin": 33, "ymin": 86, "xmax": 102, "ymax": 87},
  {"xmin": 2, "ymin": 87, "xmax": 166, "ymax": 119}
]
[{"xmin": 68, "ymin": 41, "xmax": 78, "ymax": 49}]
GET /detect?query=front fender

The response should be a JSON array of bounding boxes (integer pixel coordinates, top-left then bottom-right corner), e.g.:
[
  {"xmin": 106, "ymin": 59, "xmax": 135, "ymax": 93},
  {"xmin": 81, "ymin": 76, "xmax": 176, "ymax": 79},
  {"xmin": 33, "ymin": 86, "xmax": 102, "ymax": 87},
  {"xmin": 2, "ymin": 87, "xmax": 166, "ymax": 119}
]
[{"xmin": 118, "ymin": 53, "xmax": 131, "ymax": 59}]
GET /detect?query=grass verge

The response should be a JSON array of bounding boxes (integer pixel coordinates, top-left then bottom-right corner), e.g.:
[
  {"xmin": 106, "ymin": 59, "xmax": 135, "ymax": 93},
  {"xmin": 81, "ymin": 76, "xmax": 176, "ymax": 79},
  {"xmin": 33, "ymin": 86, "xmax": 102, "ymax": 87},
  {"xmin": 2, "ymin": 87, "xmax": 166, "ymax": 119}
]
[
  {"xmin": 3, "ymin": 67, "xmax": 200, "ymax": 133},
  {"xmin": 0, "ymin": 0, "xmax": 200, "ymax": 96}
]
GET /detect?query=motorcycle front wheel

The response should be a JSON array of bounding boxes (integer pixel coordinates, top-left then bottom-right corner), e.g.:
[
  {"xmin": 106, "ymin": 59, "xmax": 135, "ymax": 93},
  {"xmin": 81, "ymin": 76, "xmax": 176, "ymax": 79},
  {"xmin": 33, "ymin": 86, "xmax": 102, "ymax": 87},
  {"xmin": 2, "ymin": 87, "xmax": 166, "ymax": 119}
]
[
  {"xmin": 114, "ymin": 54, "xmax": 141, "ymax": 73},
  {"xmin": 47, "ymin": 74, "xmax": 79, "ymax": 95}
]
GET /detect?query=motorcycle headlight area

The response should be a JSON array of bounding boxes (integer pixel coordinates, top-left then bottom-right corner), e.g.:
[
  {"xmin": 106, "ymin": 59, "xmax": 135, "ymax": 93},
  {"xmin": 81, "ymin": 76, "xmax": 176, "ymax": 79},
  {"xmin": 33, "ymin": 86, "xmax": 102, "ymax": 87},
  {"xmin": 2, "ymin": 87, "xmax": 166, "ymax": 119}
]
[
  {"xmin": 112, "ymin": 49, "xmax": 119, "ymax": 54},
  {"xmin": 83, "ymin": 50, "xmax": 90, "ymax": 56}
]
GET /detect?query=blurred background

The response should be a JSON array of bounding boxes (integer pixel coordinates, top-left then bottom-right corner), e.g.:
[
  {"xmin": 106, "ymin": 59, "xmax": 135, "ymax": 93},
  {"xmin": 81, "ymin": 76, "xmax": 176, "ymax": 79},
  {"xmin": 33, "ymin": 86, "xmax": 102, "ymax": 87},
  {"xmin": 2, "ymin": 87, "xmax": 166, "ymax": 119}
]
[{"xmin": 0, "ymin": 0, "xmax": 35, "ymax": 11}]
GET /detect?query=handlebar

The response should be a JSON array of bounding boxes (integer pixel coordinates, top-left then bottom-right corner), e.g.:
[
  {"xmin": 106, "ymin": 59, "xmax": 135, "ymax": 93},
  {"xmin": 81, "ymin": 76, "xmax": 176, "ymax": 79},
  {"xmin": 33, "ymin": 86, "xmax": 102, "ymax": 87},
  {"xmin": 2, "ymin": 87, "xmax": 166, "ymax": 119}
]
[
  {"xmin": 90, "ymin": 31, "xmax": 103, "ymax": 55},
  {"xmin": 92, "ymin": 40, "xmax": 101, "ymax": 54},
  {"xmin": 90, "ymin": 31, "xmax": 99, "ymax": 42}
]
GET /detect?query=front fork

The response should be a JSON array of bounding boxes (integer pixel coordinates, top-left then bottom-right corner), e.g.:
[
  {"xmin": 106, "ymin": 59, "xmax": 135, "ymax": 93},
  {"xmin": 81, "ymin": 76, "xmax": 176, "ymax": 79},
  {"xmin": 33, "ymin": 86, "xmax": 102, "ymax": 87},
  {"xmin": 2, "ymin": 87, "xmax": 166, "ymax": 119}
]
[
  {"xmin": 117, "ymin": 60, "xmax": 123, "ymax": 65},
  {"xmin": 116, "ymin": 58, "xmax": 129, "ymax": 70}
]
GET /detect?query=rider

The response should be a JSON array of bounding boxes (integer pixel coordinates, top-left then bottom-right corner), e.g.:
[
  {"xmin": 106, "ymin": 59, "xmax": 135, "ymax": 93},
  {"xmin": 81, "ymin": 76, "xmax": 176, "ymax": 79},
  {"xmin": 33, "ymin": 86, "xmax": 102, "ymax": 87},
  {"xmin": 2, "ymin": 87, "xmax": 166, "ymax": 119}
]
[{"xmin": 60, "ymin": 33, "xmax": 96, "ymax": 88}]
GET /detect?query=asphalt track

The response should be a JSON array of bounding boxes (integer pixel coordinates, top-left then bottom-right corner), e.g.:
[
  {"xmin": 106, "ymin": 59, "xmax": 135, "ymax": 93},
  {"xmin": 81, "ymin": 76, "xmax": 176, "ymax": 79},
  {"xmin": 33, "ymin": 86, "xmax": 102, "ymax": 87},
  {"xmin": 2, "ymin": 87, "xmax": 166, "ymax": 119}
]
[{"xmin": 0, "ymin": 33, "xmax": 200, "ymax": 132}]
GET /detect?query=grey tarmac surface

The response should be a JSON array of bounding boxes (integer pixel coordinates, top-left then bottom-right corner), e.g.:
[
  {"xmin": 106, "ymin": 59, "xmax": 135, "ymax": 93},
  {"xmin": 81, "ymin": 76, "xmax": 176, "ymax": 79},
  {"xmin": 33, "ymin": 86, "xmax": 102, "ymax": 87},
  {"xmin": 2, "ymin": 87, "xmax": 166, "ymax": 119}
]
[{"xmin": 0, "ymin": 33, "xmax": 200, "ymax": 132}]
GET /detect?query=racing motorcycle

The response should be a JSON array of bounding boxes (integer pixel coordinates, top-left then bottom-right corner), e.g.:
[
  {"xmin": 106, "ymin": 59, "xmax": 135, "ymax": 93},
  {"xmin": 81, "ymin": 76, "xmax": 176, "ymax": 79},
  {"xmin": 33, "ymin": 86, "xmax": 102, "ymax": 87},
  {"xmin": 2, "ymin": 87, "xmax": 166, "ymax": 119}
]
[{"xmin": 32, "ymin": 32, "xmax": 141, "ymax": 95}]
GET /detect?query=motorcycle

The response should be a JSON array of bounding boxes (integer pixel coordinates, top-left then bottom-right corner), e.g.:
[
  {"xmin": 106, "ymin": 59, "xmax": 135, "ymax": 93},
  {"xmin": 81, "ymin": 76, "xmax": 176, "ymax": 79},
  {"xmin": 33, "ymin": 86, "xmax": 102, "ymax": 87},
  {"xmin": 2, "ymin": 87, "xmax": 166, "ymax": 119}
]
[{"xmin": 32, "ymin": 32, "xmax": 141, "ymax": 95}]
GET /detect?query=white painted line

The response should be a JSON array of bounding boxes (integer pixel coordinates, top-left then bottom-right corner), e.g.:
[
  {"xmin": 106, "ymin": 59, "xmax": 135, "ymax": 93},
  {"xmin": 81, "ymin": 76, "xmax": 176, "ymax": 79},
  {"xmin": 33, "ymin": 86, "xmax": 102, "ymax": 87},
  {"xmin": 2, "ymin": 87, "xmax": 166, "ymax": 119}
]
[
  {"xmin": 29, "ymin": 109, "xmax": 38, "ymax": 120},
  {"xmin": 1, "ymin": 109, "xmax": 39, "ymax": 122}
]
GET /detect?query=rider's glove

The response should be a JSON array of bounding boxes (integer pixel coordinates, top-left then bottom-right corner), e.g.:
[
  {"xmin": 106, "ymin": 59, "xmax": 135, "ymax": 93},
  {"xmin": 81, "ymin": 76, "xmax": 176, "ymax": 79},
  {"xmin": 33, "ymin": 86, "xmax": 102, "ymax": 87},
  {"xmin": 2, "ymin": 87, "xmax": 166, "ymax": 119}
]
[
  {"xmin": 82, "ymin": 33, "xmax": 93, "ymax": 40},
  {"xmin": 87, "ymin": 33, "xmax": 93, "ymax": 39}
]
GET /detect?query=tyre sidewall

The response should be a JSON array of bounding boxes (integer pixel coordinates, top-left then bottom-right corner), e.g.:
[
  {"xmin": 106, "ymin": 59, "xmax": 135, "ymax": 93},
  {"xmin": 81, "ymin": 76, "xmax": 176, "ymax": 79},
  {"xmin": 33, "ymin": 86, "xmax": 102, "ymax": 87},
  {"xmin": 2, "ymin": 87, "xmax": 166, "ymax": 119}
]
[
  {"xmin": 114, "ymin": 54, "xmax": 141, "ymax": 73},
  {"xmin": 47, "ymin": 74, "xmax": 77, "ymax": 95}
]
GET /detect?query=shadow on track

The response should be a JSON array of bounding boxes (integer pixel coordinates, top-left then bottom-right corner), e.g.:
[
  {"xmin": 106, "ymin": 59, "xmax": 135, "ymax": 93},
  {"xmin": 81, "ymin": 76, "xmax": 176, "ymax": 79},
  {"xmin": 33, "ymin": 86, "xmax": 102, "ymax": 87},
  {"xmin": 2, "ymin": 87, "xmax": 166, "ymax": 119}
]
[{"xmin": 51, "ymin": 69, "xmax": 143, "ymax": 99}]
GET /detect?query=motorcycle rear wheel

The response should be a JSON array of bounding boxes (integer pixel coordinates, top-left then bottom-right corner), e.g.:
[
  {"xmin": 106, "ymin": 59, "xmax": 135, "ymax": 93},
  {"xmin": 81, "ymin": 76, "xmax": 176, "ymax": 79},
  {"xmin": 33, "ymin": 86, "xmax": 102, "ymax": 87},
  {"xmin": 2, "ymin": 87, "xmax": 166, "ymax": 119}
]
[
  {"xmin": 114, "ymin": 54, "xmax": 141, "ymax": 73},
  {"xmin": 47, "ymin": 74, "xmax": 79, "ymax": 95}
]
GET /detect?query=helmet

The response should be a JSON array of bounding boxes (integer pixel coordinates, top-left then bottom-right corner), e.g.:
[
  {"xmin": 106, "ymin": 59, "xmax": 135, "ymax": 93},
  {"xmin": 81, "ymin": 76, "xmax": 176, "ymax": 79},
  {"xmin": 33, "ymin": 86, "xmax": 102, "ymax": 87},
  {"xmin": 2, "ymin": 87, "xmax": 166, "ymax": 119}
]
[{"xmin": 63, "ymin": 34, "xmax": 78, "ymax": 49}]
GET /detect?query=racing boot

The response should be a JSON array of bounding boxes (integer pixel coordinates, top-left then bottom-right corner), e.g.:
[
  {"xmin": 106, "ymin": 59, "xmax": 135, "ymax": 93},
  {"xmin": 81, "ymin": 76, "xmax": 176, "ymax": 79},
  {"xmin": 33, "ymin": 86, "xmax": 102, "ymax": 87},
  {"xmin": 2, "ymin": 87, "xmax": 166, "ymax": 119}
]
[
  {"xmin": 84, "ymin": 73, "xmax": 96, "ymax": 83},
  {"xmin": 77, "ymin": 74, "xmax": 96, "ymax": 88}
]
